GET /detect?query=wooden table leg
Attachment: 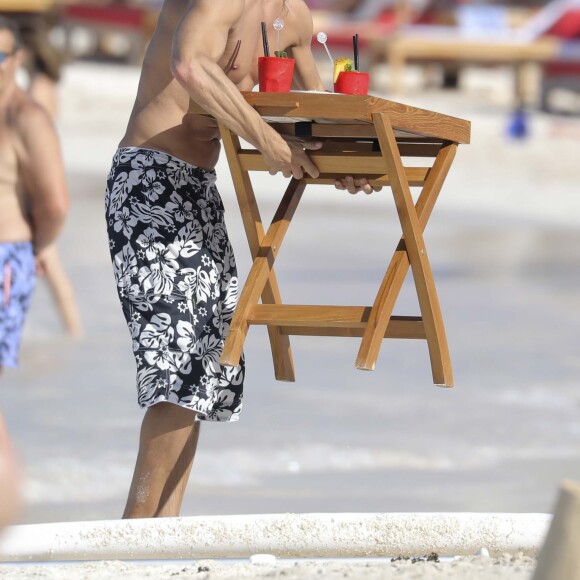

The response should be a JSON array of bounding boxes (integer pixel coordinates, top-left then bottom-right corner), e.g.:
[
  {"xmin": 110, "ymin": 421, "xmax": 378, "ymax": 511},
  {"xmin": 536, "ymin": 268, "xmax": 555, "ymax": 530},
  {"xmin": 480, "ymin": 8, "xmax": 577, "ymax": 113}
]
[
  {"xmin": 219, "ymin": 177, "xmax": 306, "ymax": 368},
  {"xmin": 369, "ymin": 113, "xmax": 454, "ymax": 387},
  {"xmin": 218, "ymin": 125, "xmax": 296, "ymax": 380},
  {"xmin": 356, "ymin": 143, "xmax": 457, "ymax": 378}
]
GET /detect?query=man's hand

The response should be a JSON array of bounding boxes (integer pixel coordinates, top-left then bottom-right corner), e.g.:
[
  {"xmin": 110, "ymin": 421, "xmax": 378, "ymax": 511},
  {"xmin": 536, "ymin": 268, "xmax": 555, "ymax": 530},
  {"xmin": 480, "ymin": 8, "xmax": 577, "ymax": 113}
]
[
  {"xmin": 334, "ymin": 177, "xmax": 383, "ymax": 195},
  {"xmin": 263, "ymin": 136, "xmax": 322, "ymax": 180}
]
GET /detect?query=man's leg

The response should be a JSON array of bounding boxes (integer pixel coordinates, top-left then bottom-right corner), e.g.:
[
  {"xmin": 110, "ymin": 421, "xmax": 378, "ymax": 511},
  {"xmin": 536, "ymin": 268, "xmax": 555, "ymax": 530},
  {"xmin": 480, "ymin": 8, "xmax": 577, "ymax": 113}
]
[
  {"xmin": 40, "ymin": 245, "xmax": 84, "ymax": 338},
  {"xmin": 0, "ymin": 410, "xmax": 22, "ymax": 531},
  {"xmin": 123, "ymin": 402, "xmax": 200, "ymax": 518},
  {"xmin": 156, "ymin": 414, "xmax": 201, "ymax": 517}
]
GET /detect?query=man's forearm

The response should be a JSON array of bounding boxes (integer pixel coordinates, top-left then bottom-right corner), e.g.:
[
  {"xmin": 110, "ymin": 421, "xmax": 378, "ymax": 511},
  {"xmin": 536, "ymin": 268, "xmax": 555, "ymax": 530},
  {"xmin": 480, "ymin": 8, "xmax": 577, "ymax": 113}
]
[{"xmin": 173, "ymin": 56, "xmax": 287, "ymax": 157}]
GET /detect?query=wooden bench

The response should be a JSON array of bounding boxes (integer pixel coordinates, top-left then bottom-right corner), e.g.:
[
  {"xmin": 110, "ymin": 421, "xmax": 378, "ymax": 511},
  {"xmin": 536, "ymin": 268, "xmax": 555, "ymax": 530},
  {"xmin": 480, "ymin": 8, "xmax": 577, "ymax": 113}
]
[
  {"xmin": 0, "ymin": 0, "xmax": 56, "ymax": 11},
  {"xmin": 375, "ymin": 2, "xmax": 580, "ymax": 108},
  {"xmin": 385, "ymin": 31, "xmax": 560, "ymax": 106}
]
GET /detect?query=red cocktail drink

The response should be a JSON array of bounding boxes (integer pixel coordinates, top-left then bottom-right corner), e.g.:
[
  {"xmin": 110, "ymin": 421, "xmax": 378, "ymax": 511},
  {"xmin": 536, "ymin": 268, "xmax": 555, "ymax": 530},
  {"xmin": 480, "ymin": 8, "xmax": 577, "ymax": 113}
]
[
  {"xmin": 258, "ymin": 57, "xmax": 295, "ymax": 93},
  {"xmin": 334, "ymin": 71, "xmax": 370, "ymax": 95}
]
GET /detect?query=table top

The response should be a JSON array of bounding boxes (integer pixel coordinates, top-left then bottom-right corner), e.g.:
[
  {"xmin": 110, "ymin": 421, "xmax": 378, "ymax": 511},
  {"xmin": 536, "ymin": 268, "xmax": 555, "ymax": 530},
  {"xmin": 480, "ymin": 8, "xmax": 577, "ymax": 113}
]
[{"xmin": 189, "ymin": 91, "xmax": 471, "ymax": 144}]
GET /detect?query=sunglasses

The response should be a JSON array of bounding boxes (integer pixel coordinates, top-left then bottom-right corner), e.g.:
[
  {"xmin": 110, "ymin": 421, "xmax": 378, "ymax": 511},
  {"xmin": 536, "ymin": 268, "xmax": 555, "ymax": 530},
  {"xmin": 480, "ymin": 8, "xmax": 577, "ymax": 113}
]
[{"xmin": 0, "ymin": 50, "xmax": 16, "ymax": 64}]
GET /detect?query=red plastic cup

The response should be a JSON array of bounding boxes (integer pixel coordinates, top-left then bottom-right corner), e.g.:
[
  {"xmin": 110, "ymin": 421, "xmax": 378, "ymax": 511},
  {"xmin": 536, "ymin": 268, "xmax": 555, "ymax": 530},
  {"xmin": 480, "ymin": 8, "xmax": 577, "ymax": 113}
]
[
  {"xmin": 334, "ymin": 71, "xmax": 370, "ymax": 95},
  {"xmin": 258, "ymin": 57, "xmax": 295, "ymax": 93}
]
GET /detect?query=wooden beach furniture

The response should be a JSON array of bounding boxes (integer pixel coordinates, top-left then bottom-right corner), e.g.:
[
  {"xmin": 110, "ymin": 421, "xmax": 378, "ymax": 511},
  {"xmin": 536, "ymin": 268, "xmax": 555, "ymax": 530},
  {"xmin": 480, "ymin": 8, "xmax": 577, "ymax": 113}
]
[
  {"xmin": 380, "ymin": 1, "xmax": 580, "ymax": 106},
  {"xmin": 0, "ymin": 0, "xmax": 55, "ymax": 11},
  {"xmin": 385, "ymin": 32, "xmax": 561, "ymax": 105},
  {"xmin": 189, "ymin": 92, "xmax": 470, "ymax": 387}
]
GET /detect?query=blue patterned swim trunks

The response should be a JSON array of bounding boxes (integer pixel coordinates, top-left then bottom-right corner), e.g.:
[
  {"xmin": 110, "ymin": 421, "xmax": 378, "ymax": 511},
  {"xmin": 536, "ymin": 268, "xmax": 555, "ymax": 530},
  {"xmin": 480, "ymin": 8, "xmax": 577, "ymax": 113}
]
[
  {"xmin": 0, "ymin": 242, "xmax": 36, "ymax": 368},
  {"xmin": 104, "ymin": 147, "xmax": 244, "ymax": 422}
]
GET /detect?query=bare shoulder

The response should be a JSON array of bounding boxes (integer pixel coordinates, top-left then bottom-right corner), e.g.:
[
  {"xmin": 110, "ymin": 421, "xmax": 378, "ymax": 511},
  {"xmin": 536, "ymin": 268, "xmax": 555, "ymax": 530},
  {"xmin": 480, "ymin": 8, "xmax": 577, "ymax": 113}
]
[
  {"xmin": 285, "ymin": 0, "xmax": 312, "ymax": 16},
  {"xmin": 11, "ymin": 93, "xmax": 60, "ymax": 163},
  {"xmin": 13, "ymin": 93, "xmax": 55, "ymax": 140},
  {"xmin": 285, "ymin": 0, "xmax": 314, "ymax": 41},
  {"xmin": 285, "ymin": 0, "xmax": 313, "ymax": 20},
  {"xmin": 187, "ymin": 0, "xmax": 244, "ymax": 20}
]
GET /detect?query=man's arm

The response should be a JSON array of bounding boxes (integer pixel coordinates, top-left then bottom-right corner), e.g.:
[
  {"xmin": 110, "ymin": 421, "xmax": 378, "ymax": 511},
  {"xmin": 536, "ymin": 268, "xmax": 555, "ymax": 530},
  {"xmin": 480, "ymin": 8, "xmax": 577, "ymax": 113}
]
[
  {"xmin": 17, "ymin": 102, "xmax": 69, "ymax": 255},
  {"xmin": 171, "ymin": 0, "xmax": 319, "ymax": 180},
  {"xmin": 287, "ymin": 1, "xmax": 379, "ymax": 194},
  {"xmin": 287, "ymin": 1, "xmax": 325, "ymax": 91}
]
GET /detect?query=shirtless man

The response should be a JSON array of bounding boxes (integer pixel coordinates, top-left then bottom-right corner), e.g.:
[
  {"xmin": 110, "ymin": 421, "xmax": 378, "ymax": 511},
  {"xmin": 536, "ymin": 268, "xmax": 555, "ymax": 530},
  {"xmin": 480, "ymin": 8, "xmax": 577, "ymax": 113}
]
[
  {"xmin": 0, "ymin": 17, "xmax": 69, "ymax": 373},
  {"xmin": 0, "ymin": 17, "xmax": 67, "ymax": 528},
  {"xmin": 15, "ymin": 8, "xmax": 84, "ymax": 339},
  {"xmin": 106, "ymin": 0, "xmax": 376, "ymax": 519}
]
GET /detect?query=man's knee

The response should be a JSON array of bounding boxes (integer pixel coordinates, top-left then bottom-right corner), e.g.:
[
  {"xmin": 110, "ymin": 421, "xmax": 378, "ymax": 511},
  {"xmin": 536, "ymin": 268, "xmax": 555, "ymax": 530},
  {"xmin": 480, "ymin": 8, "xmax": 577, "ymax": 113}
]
[{"xmin": 144, "ymin": 402, "xmax": 197, "ymax": 428}]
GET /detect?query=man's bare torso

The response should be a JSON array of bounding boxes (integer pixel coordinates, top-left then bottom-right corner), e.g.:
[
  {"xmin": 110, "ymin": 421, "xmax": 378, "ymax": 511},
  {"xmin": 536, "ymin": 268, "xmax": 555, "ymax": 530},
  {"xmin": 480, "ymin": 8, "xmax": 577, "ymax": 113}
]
[
  {"xmin": 119, "ymin": 0, "xmax": 302, "ymax": 170},
  {"xmin": 0, "ymin": 89, "xmax": 33, "ymax": 244}
]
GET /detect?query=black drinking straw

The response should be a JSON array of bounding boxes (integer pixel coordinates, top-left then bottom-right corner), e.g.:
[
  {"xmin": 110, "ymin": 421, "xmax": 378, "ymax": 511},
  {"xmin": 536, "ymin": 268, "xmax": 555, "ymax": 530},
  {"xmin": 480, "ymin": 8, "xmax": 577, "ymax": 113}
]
[
  {"xmin": 353, "ymin": 34, "xmax": 359, "ymax": 71},
  {"xmin": 261, "ymin": 22, "xmax": 270, "ymax": 57}
]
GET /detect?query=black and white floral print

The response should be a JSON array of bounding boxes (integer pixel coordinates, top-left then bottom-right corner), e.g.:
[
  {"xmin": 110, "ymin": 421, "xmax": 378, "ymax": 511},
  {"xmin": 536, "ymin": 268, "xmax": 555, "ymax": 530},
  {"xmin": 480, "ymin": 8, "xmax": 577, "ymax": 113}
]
[
  {"xmin": 0, "ymin": 242, "xmax": 36, "ymax": 368},
  {"xmin": 105, "ymin": 147, "xmax": 244, "ymax": 422}
]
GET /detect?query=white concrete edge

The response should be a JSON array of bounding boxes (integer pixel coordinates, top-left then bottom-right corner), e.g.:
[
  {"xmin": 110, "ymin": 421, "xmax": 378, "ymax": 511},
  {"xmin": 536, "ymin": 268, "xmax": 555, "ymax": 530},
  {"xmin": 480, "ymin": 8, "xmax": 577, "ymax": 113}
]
[{"xmin": 0, "ymin": 512, "xmax": 551, "ymax": 562}]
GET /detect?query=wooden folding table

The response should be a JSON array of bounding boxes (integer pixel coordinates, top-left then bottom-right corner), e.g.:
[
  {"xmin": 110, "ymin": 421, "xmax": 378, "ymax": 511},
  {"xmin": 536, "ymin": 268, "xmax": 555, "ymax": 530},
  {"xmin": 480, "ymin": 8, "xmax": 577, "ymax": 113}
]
[{"xmin": 189, "ymin": 92, "xmax": 470, "ymax": 387}]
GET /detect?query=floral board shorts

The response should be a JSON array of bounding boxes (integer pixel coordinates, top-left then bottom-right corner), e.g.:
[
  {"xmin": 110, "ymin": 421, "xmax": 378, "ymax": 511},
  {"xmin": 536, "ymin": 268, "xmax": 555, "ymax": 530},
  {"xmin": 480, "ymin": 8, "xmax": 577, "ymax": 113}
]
[
  {"xmin": 105, "ymin": 147, "xmax": 244, "ymax": 422},
  {"xmin": 0, "ymin": 242, "xmax": 36, "ymax": 368}
]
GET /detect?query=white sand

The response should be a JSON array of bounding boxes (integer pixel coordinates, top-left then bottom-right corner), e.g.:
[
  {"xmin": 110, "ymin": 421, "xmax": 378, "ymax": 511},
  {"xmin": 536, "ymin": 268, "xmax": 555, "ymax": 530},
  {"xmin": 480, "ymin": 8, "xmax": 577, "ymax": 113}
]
[{"xmin": 0, "ymin": 554, "xmax": 537, "ymax": 579}]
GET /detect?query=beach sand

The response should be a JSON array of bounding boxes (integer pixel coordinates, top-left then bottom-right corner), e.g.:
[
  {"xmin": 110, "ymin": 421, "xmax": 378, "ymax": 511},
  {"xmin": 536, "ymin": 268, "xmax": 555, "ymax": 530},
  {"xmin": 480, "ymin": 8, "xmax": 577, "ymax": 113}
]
[{"xmin": 0, "ymin": 554, "xmax": 537, "ymax": 579}]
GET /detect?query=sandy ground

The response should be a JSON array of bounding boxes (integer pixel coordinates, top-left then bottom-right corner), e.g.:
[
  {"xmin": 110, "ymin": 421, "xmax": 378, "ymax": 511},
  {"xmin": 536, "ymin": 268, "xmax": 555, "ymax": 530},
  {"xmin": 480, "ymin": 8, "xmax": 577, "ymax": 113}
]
[
  {"xmin": 2, "ymin": 58, "xmax": 580, "ymax": 578},
  {"xmin": 0, "ymin": 554, "xmax": 537, "ymax": 579}
]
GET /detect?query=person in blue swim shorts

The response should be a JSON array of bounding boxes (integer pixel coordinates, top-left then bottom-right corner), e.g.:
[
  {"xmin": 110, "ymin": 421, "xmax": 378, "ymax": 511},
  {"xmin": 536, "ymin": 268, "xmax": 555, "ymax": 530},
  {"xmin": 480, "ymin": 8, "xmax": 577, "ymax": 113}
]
[
  {"xmin": 0, "ymin": 17, "xmax": 69, "ymax": 374},
  {"xmin": 0, "ymin": 16, "xmax": 68, "ymax": 530}
]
